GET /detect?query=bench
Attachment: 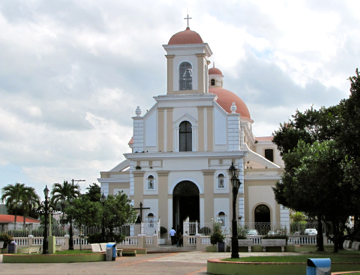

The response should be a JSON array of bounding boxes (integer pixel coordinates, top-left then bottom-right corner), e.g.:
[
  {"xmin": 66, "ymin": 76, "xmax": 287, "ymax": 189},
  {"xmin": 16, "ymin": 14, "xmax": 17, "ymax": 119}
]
[
  {"xmin": 343, "ymin": 240, "xmax": 351, "ymax": 250},
  {"xmin": 238, "ymin": 239, "xmax": 253, "ymax": 252},
  {"xmin": 261, "ymin": 239, "xmax": 286, "ymax": 252},
  {"xmin": 90, "ymin": 244, "xmax": 103, "ymax": 253},
  {"xmin": 91, "ymin": 243, "xmax": 122, "ymax": 257}
]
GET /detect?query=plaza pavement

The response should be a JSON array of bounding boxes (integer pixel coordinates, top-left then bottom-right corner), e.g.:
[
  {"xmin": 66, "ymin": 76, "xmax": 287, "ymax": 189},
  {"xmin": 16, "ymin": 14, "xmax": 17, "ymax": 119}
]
[{"xmin": 0, "ymin": 251, "xmax": 298, "ymax": 275}]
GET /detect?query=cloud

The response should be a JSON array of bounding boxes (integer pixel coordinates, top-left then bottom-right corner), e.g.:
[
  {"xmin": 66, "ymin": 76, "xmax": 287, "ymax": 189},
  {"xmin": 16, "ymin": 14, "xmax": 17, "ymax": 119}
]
[{"xmin": 0, "ymin": 0, "xmax": 359, "ymax": 197}]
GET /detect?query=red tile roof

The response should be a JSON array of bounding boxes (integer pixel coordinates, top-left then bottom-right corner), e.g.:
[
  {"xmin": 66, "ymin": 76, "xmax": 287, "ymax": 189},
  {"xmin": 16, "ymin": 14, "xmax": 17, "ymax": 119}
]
[
  {"xmin": 255, "ymin": 136, "xmax": 273, "ymax": 141},
  {"xmin": 0, "ymin": 214, "xmax": 40, "ymax": 223}
]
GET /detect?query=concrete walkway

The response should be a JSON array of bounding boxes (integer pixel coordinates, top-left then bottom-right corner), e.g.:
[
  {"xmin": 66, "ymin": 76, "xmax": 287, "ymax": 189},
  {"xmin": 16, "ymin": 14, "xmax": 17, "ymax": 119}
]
[{"xmin": 0, "ymin": 251, "xmax": 298, "ymax": 275}]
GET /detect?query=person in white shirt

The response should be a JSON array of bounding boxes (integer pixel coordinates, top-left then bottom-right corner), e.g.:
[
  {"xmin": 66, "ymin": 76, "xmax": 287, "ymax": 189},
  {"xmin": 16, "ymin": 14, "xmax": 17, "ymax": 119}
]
[{"xmin": 169, "ymin": 227, "xmax": 176, "ymax": 245}]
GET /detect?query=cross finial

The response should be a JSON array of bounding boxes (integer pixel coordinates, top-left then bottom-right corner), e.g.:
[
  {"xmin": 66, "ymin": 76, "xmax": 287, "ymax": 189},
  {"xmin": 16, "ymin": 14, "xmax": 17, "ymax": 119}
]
[{"xmin": 184, "ymin": 13, "xmax": 192, "ymax": 29}]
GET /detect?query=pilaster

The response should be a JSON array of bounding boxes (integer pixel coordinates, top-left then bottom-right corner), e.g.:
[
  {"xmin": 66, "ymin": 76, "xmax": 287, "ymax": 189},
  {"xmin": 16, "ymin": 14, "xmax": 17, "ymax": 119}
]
[{"xmin": 202, "ymin": 169, "xmax": 215, "ymax": 225}]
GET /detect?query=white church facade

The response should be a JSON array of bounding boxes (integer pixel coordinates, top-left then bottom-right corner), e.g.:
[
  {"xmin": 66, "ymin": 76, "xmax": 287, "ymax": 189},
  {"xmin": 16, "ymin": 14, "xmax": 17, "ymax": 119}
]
[{"xmin": 98, "ymin": 24, "xmax": 289, "ymax": 239}]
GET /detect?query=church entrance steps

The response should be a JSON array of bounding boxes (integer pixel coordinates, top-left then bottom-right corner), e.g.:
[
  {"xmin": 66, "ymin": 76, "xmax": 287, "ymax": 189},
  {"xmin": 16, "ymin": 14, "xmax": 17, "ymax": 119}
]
[{"xmin": 147, "ymin": 245, "xmax": 197, "ymax": 253}]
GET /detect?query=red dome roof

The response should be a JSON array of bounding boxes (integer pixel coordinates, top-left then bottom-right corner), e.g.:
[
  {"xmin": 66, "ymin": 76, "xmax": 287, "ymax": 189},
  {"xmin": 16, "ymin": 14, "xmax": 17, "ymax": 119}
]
[
  {"xmin": 210, "ymin": 87, "xmax": 251, "ymax": 119},
  {"xmin": 168, "ymin": 27, "xmax": 203, "ymax": 45},
  {"xmin": 209, "ymin": 67, "xmax": 223, "ymax": 75}
]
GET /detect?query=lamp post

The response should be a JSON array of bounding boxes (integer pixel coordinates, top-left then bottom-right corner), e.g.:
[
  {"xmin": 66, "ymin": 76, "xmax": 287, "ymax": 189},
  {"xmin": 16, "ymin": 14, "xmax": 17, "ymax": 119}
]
[
  {"xmin": 228, "ymin": 162, "xmax": 241, "ymax": 259},
  {"xmin": 37, "ymin": 186, "xmax": 56, "ymax": 254},
  {"xmin": 100, "ymin": 193, "xmax": 106, "ymax": 242}
]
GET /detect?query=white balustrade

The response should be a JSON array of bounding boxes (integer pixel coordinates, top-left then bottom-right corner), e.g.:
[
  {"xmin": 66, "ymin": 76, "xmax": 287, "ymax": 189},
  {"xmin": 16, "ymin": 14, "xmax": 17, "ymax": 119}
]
[
  {"xmin": 201, "ymin": 236, "xmax": 211, "ymax": 245},
  {"xmin": 121, "ymin": 236, "xmax": 138, "ymax": 246},
  {"xmin": 145, "ymin": 237, "xmax": 153, "ymax": 245}
]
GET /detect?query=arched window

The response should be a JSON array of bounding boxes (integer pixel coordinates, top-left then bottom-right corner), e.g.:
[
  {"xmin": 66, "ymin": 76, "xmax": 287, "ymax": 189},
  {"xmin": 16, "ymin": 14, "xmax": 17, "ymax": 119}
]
[
  {"xmin": 147, "ymin": 213, "xmax": 154, "ymax": 228},
  {"xmin": 179, "ymin": 121, "xmax": 192, "ymax": 152},
  {"xmin": 211, "ymin": 79, "xmax": 215, "ymax": 86},
  {"xmin": 179, "ymin": 62, "xmax": 192, "ymax": 90},
  {"xmin": 255, "ymin": 204, "xmax": 270, "ymax": 234},
  {"xmin": 147, "ymin": 175, "xmax": 155, "ymax": 190},
  {"xmin": 265, "ymin": 149, "xmax": 274, "ymax": 162},
  {"xmin": 217, "ymin": 173, "xmax": 225, "ymax": 189},
  {"xmin": 218, "ymin": 212, "xmax": 226, "ymax": 227}
]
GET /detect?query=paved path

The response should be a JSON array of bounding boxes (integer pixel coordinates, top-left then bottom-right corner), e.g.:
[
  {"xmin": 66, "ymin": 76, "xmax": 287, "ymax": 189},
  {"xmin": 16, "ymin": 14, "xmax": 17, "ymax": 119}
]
[{"xmin": 0, "ymin": 252, "xmax": 298, "ymax": 275}]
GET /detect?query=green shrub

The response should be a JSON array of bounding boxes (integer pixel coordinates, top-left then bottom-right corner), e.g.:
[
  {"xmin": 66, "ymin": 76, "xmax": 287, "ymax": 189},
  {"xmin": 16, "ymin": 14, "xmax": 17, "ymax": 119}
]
[
  {"xmin": 0, "ymin": 233, "xmax": 13, "ymax": 248},
  {"xmin": 210, "ymin": 219, "xmax": 224, "ymax": 245},
  {"xmin": 237, "ymin": 224, "xmax": 248, "ymax": 239},
  {"xmin": 87, "ymin": 233, "xmax": 103, "ymax": 244}
]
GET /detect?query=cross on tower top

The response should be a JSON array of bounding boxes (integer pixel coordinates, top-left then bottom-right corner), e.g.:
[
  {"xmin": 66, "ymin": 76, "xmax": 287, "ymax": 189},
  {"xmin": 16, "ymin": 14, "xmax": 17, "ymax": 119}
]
[{"xmin": 184, "ymin": 13, "xmax": 192, "ymax": 29}]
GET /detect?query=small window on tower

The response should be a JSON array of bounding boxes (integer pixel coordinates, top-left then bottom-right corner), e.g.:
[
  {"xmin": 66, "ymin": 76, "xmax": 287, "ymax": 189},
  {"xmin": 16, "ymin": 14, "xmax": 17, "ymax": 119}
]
[
  {"xmin": 211, "ymin": 79, "xmax": 215, "ymax": 86},
  {"xmin": 265, "ymin": 149, "xmax": 274, "ymax": 162},
  {"xmin": 147, "ymin": 175, "xmax": 155, "ymax": 190},
  {"xmin": 217, "ymin": 174, "xmax": 225, "ymax": 189},
  {"xmin": 218, "ymin": 212, "xmax": 226, "ymax": 227},
  {"xmin": 179, "ymin": 62, "xmax": 192, "ymax": 90},
  {"xmin": 147, "ymin": 213, "xmax": 155, "ymax": 228}
]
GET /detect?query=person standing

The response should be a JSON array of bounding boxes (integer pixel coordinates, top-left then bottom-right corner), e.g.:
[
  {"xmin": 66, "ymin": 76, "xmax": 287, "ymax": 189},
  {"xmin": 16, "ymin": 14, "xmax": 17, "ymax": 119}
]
[{"xmin": 169, "ymin": 227, "xmax": 176, "ymax": 245}]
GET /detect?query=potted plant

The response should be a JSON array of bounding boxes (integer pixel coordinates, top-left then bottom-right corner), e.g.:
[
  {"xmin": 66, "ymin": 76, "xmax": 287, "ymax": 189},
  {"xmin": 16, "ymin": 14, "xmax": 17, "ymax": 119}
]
[{"xmin": 210, "ymin": 219, "xmax": 225, "ymax": 252}]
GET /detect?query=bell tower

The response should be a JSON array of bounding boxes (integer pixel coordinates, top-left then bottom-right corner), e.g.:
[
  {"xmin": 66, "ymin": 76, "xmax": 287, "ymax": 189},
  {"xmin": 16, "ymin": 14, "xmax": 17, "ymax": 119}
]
[{"xmin": 163, "ymin": 16, "xmax": 212, "ymax": 95}]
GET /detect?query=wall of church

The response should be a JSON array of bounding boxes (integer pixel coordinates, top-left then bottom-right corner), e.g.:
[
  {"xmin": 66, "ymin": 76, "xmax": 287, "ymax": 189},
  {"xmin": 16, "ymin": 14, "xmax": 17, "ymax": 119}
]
[
  {"xmin": 254, "ymin": 143, "xmax": 284, "ymax": 167},
  {"xmin": 214, "ymin": 198, "xmax": 230, "ymax": 229},
  {"xmin": 145, "ymin": 108, "xmax": 157, "ymax": 149},
  {"xmin": 214, "ymin": 105, "xmax": 227, "ymax": 148},
  {"xmin": 244, "ymin": 180, "xmax": 279, "ymax": 223}
]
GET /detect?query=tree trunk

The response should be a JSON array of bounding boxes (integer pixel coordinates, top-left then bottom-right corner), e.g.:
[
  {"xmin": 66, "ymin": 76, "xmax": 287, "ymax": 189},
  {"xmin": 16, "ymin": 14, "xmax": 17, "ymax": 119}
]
[
  {"xmin": 333, "ymin": 220, "xmax": 339, "ymax": 253},
  {"xmin": 317, "ymin": 214, "xmax": 324, "ymax": 251},
  {"xmin": 14, "ymin": 209, "xmax": 18, "ymax": 230}
]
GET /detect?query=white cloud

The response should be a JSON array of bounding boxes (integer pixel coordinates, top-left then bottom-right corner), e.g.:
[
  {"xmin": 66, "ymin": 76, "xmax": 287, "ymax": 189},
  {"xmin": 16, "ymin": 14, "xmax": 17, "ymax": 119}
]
[{"xmin": 0, "ymin": 0, "xmax": 359, "ymax": 197}]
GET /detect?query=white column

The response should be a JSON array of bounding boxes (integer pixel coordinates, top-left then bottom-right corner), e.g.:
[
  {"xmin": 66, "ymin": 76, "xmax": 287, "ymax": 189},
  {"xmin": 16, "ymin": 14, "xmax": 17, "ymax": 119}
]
[
  {"xmin": 175, "ymin": 127, "xmax": 179, "ymax": 152},
  {"xmin": 204, "ymin": 108, "xmax": 207, "ymax": 151},
  {"xmin": 164, "ymin": 109, "xmax": 167, "ymax": 152}
]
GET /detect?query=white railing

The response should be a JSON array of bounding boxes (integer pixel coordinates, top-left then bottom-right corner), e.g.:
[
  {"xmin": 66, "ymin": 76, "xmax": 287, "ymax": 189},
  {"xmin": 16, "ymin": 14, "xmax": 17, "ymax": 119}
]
[
  {"xmin": 200, "ymin": 236, "xmax": 211, "ymax": 245},
  {"xmin": 13, "ymin": 237, "xmax": 29, "ymax": 246},
  {"xmin": 248, "ymin": 236, "xmax": 263, "ymax": 244},
  {"xmin": 145, "ymin": 237, "xmax": 153, "ymax": 245},
  {"xmin": 120, "ymin": 236, "xmax": 138, "ymax": 246},
  {"xmin": 288, "ymin": 235, "xmax": 317, "ymax": 245},
  {"xmin": 187, "ymin": 236, "xmax": 196, "ymax": 245}
]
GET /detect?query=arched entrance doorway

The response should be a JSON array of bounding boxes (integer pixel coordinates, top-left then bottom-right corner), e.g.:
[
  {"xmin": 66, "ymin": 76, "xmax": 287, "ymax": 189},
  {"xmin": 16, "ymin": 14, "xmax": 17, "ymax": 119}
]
[
  {"xmin": 255, "ymin": 204, "xmax": 271, "ymax": 235},
  {"xmin": 173, "ymin": 181, "xmax": 199, "ymax": 234}
]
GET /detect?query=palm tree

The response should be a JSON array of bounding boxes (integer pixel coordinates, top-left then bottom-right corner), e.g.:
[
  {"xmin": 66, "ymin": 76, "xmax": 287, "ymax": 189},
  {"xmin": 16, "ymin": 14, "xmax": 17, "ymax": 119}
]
[
  {"xmin": 51, "ymin": 181, "xmax": 80, "ymax": 225},
  {"xmin": 1, "ymin": 183, "xmax": 39, "ymax": 229},
  {"xmin": 21, "ymin": 191, "xmax": 40, "ymax": 227}
]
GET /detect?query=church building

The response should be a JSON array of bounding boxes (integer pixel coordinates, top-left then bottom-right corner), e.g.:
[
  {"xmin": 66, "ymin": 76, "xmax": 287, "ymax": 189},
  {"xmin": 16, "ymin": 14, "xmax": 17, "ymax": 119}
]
[{"xmin": 98, "ymin": 21, "xmax": 289, "ymax": 237}]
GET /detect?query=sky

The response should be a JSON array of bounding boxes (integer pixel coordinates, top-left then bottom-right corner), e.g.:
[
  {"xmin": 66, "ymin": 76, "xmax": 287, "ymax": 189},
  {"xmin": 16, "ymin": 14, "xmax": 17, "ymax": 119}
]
[{"xmin": 0, "ymin": 0, "xmax": 359, "ymax": 199}]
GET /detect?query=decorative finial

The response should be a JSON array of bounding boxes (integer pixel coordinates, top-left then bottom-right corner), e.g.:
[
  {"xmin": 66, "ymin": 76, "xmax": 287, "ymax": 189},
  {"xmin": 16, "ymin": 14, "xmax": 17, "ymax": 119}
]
[
  {"xmin": 213, "ymin": 62, "xmax": 215, "ymax": 68},
  {"xmin": 135, "ymin": 106, "xmax": 141, "ymax": 117},
  {"xmin": 184, "ymin": 12, "xmax": 192, "ymax": 29},
  {"xmin": 231, "ymin": 102, "xmax": 237, "ymax": 113}
]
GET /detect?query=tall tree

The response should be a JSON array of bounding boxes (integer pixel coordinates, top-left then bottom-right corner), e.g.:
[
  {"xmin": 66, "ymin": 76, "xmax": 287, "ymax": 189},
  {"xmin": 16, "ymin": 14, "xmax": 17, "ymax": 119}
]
[
  {"xmin": 51, "ymin": 181, "xmax": 80, "ymax": 224},
  {"xmin": 272, "ymin": 68, "xmax": 360, "ymax": 252},
  {"xmin": 338, "ymin": 68, "xmax": 360, "ymax": 230},
  {"xmin": 274, "ymin": 140, "xmax": 350, "ymax": 252},
  {"xmin": 1, "ymin": 183, "xmax": 39, "ymax": 229},
  {"xmin": 84, "ymin": 183, "xmax": 101, "ymax": 202}
]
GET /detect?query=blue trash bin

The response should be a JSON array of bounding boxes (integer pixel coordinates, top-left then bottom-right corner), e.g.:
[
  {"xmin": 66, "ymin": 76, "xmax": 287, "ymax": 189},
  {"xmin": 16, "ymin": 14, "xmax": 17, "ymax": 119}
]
[
  {"xmin": 307, "ymin": 258, "xmax": 331, "ymax": 275},
  {"xmin": 106, "ymin": 243, "xmax": 117, "ymax": 261}
]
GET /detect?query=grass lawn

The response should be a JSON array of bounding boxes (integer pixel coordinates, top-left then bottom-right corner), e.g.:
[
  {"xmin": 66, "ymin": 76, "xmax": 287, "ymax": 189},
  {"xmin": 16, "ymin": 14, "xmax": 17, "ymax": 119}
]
[
  {"xmin": 56, "ymin": 249, "xmax": 93, "ymax": 254},
  {"xmin": 223, "ymin": 245, "xmax": 360, "ymax": 263}
]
